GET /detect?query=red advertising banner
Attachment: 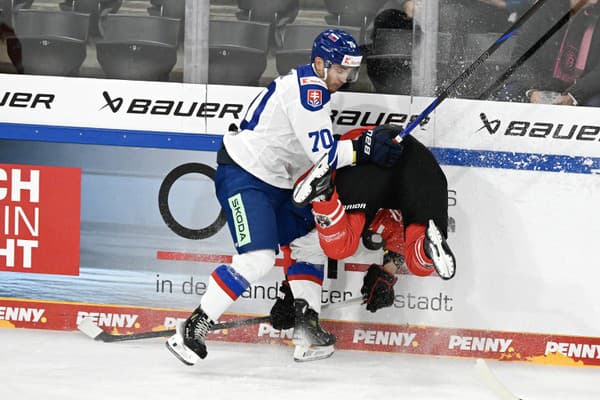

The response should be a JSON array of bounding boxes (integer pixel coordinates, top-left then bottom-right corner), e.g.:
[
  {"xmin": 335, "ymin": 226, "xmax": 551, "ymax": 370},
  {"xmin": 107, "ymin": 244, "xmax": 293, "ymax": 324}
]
[
  {"xmin": 1, "ymin": 297, "xmax": 598, "ymax": 368},
  {"xmin": 0, "ymin": 163, "xmax": 81, "ymax": 275}
]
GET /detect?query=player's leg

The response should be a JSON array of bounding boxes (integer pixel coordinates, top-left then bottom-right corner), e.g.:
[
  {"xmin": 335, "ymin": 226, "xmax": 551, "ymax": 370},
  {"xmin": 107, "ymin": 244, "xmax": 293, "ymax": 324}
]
[
  {"xmin": 392, "ymin": 136, "xmax": 456, "ymax": 279},
  {"xmin": 403, "ymin": 224, "xmax": 436, "ymax": 276},
  {"xmin": 286, "ymin": 229, "xmax": 336, "ymax": 361},
  {"xmin": 166, "ymin": 165, "xmax": 285, "ymax": 365},
  {"xmin": 424, "ymin": 219, "xmax": 456, "ymax": 279},
  {"xmin": 403, "ymin": 221, "xmax": 456, "ymax": 279}
]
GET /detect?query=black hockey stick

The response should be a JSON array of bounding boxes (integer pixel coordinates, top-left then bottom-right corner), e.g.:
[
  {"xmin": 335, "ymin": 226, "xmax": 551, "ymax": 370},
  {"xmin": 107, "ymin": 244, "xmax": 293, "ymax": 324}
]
[
  {"xmin": 478, "ymin": 0, "xmax": 588, "ymax": 101},
  {"xmin": 391, "ymin": 0, "xmax": 555, "ymax": 142},
  {"xmin": 78, "ymin": 315, "xmax": 271, "ymax": 343},
  {"xmin": 78, "ymin": 297, "xmax": 363, "ymax": 342}
]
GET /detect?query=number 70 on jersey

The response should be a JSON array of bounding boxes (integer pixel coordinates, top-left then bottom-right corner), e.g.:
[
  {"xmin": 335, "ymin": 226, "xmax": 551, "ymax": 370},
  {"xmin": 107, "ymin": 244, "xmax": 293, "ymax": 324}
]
[{"xmin": 308, "ymin": 129, "xmax": 334, "ymax": 152}]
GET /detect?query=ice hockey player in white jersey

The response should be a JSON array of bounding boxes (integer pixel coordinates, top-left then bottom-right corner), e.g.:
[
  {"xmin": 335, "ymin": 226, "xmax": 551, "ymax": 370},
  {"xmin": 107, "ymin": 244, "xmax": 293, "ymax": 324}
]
[{"xmin": 166, "ymin": 29, "xmax": 403, "ymax": 365}]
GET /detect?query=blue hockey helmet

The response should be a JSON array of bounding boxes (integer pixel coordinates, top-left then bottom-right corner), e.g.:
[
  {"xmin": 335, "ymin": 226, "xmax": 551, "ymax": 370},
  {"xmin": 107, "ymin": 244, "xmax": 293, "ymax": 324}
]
[{"xmin": 311, "ymin": 29, "xmax": 362, "ymax": 82}]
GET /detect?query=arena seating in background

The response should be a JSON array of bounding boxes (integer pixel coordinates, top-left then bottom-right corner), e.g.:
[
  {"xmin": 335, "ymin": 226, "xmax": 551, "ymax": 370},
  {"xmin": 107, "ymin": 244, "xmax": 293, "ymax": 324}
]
[
  {"xmin": 0, "ymin": 0, "xmax": 12, "ymax": 26},
  {"xmin": 324, "ymin": 0, "xmax": 387, "ymax": 42},
  {"xmin": 236, "ymin": 0, "xmax": 298, "ymax": 24},
  {"xmin": 367, "ymin": 29, "xmax": 459, "ymax": 96},
  {"xmin": 209, "ymin": 19, "xmax": 269, "ymax": 86},
  {"xmin": 147, "ymin": 0, "xmax": 184, "ymax": 19},
  {"xmin": 236, "ymin": 0, "xmax": 298, "ymax": 48},
  {"xmin": 366, "ymin": 28, "xmax": 412, "ymax": 95},
  {"xmin": 275, "ymin": 24, "xmax": 360, "ymax": 75},
  {"xmin": 1, "ymin": 0, "xmax": 34, "ymax": 28},
  {"xmin": 147, "ymin": 0, "xmax": 184, "ymax": 39},
  {"xmin": 452, "ymin": 32, "xmax": 516, "ymax": 98},
  {"xmin": 431, "ymin": 32, "xmax": 456, "ymax": 95},
  {"xmin": 96, "ymin": 14, "xmax": 180, "ymax": 81},
  {"xmin": 6, "ymin": 9, "xmax": 89, "ymax": 76},
  {"xmin": 59, "ymin": 0, "xmax": 121, "ymax": 37}
]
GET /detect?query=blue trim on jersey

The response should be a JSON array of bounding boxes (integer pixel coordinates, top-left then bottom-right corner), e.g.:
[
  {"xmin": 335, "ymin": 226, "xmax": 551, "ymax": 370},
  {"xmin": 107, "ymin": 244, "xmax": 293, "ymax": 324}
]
[
  {"xmin": 240, "ymin": 81, "xmax": 276, "ymax": 131},
  {"xmin": 327, "ymin": 139, "xmax": 339, "ymax": 168},
  {"xmin": 212, "ymin": 264, "xmax": 250, "ymax": 298},
  {"xmin": 296, "ymin": 64, "xmax": 331, "ymax": 112},
  {"xmin": 287, "ymin": 262, "xmax": 325, "ymax": 284}
]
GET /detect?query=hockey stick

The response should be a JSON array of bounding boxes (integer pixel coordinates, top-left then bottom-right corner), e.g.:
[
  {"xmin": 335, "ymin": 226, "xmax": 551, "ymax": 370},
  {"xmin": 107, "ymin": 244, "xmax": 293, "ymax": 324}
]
[
  {"xmin": 478, "ymin": 0, "xmax": 588, "ymax": 101},
  {"xmin": 475, "ymin": 359, "xmax": 523, "ymax": 400},
  {"xmin": 78, "ymin": 315, "xmax": 271, "ymax": 343},
  {"xmin": 392, "ymin": 0, "xmax": 554, "ymax": 142},
  {"xmin": 78, "ymin": 296, "xmax": 363, "ymax": 343}
]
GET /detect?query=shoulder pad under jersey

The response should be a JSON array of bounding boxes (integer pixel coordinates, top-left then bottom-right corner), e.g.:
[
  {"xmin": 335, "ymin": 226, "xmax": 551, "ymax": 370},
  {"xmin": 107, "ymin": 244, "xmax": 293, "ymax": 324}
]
[{"xmin": 296, "ymin": 64, "xmax": 331, "ymax": 112}]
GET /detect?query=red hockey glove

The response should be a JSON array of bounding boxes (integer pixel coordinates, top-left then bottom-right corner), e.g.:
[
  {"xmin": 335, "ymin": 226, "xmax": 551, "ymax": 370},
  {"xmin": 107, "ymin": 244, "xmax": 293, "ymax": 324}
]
[{"xmin": 361, "ymin": 264, "xmax": 398, "ymax": 313}]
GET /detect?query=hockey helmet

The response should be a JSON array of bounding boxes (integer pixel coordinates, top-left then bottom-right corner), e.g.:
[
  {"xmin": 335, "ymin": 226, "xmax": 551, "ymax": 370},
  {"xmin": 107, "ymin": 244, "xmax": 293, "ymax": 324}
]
[{"xmin": 311, "ymin": 29, "xmax": 362, "ymax": 83}]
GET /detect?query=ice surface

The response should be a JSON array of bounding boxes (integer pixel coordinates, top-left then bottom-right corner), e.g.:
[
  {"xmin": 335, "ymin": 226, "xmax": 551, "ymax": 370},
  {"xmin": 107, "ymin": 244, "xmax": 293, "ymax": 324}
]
[{"xmin": 1, "ymin": 328, "xmax": 598, "ymax": 400}]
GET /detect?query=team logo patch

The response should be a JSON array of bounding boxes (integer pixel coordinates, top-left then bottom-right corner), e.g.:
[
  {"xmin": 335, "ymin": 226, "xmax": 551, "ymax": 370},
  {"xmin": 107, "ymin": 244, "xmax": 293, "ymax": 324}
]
[
  {"xmin": 315, "ymin": 214, "xmax": 333, "ymax": 228},
  {"xmin": 307, "ymin": 89, "xmax": 322, "ymax": 108},
  {"xmin": 228, "ymin": 193, "xmax": 251, "ymax": 247}
]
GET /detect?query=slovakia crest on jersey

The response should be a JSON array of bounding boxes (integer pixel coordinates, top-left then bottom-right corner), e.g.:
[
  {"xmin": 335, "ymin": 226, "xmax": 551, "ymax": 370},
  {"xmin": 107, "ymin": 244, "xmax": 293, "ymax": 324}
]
[{"xmin": 307, "ymin": 89, "xmax": 322, "ymax": 108}]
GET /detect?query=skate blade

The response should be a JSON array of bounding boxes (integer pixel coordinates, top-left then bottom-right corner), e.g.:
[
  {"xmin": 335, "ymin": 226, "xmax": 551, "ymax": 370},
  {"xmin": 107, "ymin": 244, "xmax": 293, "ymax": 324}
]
[
  {"xmin": 427, "ymin": 220, "xmax": 456, "ymax": 280},
  {"xmin": 165, "ymin": 334, "xmax": 200, "ymax": 366},
  {"xmin": 293, "ymin": 344, "xmax": 335, "ymax": 362}
]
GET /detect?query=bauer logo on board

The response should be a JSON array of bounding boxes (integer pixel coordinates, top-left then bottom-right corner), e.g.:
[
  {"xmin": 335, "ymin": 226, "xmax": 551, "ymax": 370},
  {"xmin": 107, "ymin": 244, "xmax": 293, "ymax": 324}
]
[
  {"xmin": 476, "ymin": 112, "xmax": 600, "ymax": 141},
  {"xmin": 0, "ymin": 164, "xmax": 81, "ymax": 275}
]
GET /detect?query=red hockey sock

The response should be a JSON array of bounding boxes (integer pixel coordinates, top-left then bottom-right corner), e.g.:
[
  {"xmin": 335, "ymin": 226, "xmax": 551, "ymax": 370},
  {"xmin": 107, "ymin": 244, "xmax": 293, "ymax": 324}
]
[{"xmin": 404, "ymin": 224, "xmax": 435, "ymax": 277}]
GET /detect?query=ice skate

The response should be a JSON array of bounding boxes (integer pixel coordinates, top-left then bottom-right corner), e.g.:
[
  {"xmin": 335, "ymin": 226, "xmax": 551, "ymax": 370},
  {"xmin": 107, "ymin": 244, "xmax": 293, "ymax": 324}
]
[
  {"xmin": 165, "ymin": 307, "xmax": 214, "ymax": 366},
  {"xmin": 292, "ymin": 299, "xmax": 336, "ymax": 362},
  {"xmin": 424, "ymin": 219, "xmax": 456, "ymax": 280},
  {"xmin": 292, "ymin": 153, "xmax": 334, "ymax": 207}
]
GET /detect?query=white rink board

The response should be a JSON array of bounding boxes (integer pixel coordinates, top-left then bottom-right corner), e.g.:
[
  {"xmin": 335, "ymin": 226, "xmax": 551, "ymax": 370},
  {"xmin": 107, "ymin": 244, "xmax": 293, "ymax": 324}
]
[{"xmin": 0, "ymin": 74, "xmax": 599, "ymax": 340}]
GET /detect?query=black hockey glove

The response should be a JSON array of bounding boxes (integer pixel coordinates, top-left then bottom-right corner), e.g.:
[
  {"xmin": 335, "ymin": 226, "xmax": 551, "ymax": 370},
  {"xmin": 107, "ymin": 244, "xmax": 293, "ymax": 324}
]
[
  {"xmin": 353, "ymin": 125, "xmax": 404, "ymax": 168},
  {"xmin": 361, "ymin": 264, "xmax": 398, "ymax": 313},
  {"xmin": 269, "ymin": 280, "xmax": 295, "ymax": 330}
]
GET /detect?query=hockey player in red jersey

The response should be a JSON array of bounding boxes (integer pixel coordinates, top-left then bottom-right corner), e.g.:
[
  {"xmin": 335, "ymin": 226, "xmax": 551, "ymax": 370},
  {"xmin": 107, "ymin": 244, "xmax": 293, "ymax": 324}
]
[
  {"xmin": 307, "ymin": 124, "xmax": 456, "ymax": 288},
  {"xmin": 271, "ymin": 124, "xmax": 456, "ymax": 357}
]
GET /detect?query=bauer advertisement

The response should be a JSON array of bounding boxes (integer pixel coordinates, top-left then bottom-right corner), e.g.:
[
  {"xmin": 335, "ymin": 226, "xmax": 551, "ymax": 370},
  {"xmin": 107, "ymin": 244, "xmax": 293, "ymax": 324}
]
[{"xmin": 0, "ymin": 75, "xmax": 599, "ymax": 366}]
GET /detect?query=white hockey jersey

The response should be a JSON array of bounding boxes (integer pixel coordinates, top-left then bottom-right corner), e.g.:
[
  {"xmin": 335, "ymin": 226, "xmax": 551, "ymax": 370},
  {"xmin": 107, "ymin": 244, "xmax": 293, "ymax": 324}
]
[{"xmin": 223, "ymin": 64, "xmax": 354, "ymax": 189}]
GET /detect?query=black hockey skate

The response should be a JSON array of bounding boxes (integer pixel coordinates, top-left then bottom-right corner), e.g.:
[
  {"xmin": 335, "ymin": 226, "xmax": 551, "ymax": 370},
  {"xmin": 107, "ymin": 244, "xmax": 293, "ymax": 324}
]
[
  {"xmin": 292, "ymin": 153, "xmax": 334, "ymax": 207},
  {"xmin": 165, "ymin": 307, "xmax": 214, "ymax": 365},
  {"xmin": 424, "ymin": 219, "xmax": 456, "ymax": 280},
  {"xmin": 292, "ymin": 299, "xmax": 336, "ymax": 362}
]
